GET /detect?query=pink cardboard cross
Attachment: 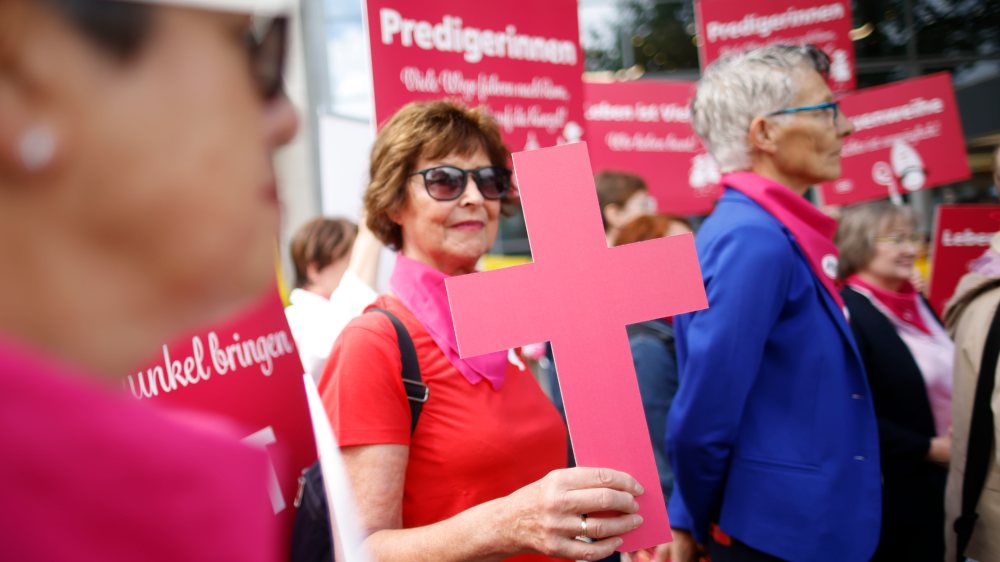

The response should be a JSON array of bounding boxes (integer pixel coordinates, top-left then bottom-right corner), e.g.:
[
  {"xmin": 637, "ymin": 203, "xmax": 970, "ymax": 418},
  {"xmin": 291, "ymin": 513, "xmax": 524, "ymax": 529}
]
[{"xmin": 445, "ymin": 142, "xmax": 708, "ymax": 551}]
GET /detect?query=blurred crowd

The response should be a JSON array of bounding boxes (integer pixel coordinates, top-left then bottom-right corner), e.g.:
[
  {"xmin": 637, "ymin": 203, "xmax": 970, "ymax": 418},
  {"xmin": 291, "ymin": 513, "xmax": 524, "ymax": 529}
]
[{"xmin": 2, "ymin": 2, "xmax": 1000, "ymax": 562}]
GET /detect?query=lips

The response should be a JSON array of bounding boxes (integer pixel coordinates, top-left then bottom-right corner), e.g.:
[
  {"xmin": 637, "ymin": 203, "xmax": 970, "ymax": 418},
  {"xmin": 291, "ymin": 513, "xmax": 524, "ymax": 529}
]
[{"xmin": 450, "ymin": 220, "xmax": 485, "ymax": 230}]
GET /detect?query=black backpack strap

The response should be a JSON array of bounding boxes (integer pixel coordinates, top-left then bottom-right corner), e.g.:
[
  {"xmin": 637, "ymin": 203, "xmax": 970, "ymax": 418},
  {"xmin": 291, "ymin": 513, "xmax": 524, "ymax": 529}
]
[
  {"xmin": 369, "ymin": 307, "xmax": 426, "ymax": 434},
  {"xmin": 955, "ymin": 301, "xmax": 1000, "ymax": 561},
  {"xmin": 290, "ymin": 307, "xmax": 427, "ymax": 562}
]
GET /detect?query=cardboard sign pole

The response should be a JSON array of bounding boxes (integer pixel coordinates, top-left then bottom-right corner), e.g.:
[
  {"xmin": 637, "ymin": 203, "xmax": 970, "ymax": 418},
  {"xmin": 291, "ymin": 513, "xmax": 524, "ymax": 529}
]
[{"xmin": 446, "ymin": 143, "xmax": 708, "ymax": 551}]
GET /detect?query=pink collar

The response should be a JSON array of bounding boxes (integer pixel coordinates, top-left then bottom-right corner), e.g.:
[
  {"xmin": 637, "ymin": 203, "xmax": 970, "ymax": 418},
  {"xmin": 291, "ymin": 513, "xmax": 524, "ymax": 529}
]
[
  {"xmin": 723, "ymin": 172, "xmax": 845, "ymax": 312},
  {"xmin": 846, "ymin": 275, "xmax": 931, "ymax": 334},
  {"xmin": 389, "ymin": 254, "xmax": 508, "ymax": 389}
]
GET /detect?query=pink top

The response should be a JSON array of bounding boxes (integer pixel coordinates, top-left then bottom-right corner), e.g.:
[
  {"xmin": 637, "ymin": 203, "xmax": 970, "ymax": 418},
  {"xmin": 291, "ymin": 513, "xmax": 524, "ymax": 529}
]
[
  {"xmin": 723, "ymin": 172, "xmax": 845, "ymax": 311},
  {"xmin": 848, "ymin": 287, "xmax": 955, "ymax": 436},
  {"xmin": 847, "ymin": 275, "xmax": 931, "ymax": 335},
  {"xmin": 389, "ymin": 254, "xmax": 509, "ymax": 389},
  {"xmin": 0, "ymin": 337, "xmax": 279, "ymax": 562}
]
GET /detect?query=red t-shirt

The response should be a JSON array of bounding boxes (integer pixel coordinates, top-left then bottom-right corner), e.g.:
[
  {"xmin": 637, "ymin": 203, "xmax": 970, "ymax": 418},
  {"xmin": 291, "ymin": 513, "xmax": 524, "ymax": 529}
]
[{"xmin": 320, "ymin": 295, "xmax": 568, "ymax": 561}]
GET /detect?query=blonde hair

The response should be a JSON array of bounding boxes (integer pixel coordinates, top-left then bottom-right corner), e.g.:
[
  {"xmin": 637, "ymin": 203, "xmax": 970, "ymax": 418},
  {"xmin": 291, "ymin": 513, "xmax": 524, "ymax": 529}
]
[{"xmin": 835, "ymin": 201, "xmax": 916, "ymax": 280}]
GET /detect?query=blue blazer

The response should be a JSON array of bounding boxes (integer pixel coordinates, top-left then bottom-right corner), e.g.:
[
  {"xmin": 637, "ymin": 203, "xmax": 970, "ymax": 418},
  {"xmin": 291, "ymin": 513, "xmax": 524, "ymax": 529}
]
[{"xmin": 667, "ymin": 189, "xmax": 882, "ymax": 562}]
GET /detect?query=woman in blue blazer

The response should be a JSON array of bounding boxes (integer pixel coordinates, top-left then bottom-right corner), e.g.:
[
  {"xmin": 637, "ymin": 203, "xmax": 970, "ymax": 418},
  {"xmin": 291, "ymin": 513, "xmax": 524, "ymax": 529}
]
[{"xmin": 664, "ymin": 44, "xmax": 882, "ymax": 562}]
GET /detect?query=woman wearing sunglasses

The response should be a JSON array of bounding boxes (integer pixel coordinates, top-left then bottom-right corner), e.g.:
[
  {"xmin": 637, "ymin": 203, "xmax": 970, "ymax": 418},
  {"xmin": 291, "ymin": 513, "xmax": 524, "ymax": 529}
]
[
  {"xmin": 0, "ymin": 1, "xmax": 296, "ymax": 560},
  {"xmin": 837, "ymin": 201, "xmax": 953, "ymax": 562},
  {"xmin": 319, "ymin": 100, "xmax": 646, "ymax": 561}
]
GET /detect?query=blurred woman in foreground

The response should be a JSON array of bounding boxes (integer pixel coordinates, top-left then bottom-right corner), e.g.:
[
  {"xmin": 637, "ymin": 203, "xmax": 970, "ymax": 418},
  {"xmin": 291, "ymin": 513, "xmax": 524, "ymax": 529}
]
[{"xmin": 0, "ymin": 1, "xmax": 297, "ymax": 560}]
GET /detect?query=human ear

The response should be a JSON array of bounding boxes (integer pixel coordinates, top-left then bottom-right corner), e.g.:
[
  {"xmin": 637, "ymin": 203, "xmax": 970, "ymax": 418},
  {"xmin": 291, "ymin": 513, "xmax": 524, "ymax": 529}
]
[
  {"xmin": 0, "ymin": 9, "xmax": 64, "ymax": 183},
  {"xmin": 747, "ymin": 115, "xmax": 779, "ymax": 157},
  {"xmin": 604, "ymin": 204, "xmax": 624, "ymax": 228},
  {"xmin": 305, "ymin": 263, "xmax": 322, "ymax": 286}
]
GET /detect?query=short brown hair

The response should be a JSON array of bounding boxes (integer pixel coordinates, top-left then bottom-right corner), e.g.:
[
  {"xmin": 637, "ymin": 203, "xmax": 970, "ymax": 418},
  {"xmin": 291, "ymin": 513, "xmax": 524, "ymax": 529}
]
[
  {"xmin": 614, "ymin": 214, "xmax": 692, "ymax": 247},
  {"xmin": 364, "ymin": 100, "xmax": 511, "ymax": 250},
  {"xmin": 290, "ymin": 217, "xmax": 357, "ymax": 288},
  {"xmin": 835, "ymin": 201, "xmax": 916, "ymax": 280},
  {"xmin": 595, "ymin": 171, "xmax": 647, "ymax": 231}
]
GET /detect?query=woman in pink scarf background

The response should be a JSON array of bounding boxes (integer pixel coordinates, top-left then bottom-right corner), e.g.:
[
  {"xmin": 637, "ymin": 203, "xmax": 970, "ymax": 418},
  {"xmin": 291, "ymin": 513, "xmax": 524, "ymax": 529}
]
[{"xmin": 838, "ymin": 201, "xmax": 954, "ymax": 561}]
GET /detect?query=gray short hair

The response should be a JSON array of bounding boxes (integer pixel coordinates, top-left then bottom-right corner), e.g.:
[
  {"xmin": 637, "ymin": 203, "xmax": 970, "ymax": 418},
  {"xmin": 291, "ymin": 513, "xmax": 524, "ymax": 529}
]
[
  {"xmin": 691, "ymin": 44, "xmax": 830, "ymax": 173},
  {"xmin": 835, "ymin": 201, "xmax": 916, "ymax": 280}
]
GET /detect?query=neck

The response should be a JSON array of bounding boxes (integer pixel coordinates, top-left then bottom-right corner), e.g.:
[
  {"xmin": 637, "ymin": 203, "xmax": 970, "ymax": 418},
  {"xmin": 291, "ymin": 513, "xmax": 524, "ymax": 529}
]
[
  {"xmin": 856, "ymin": 271, "xmax": 905, "ymax": 293},
  {"xmin": 303, "ymin": 284, "xmax": 331, "ymax": 299},
  {"xmin": 0, "ymin": 214, "xmax": 246, "ymax": 381},
  {"xmin": 749, "ymin": 160, "xmax": 812, "ymax": 196},
  {"xmin": 400, "ymin": 248, "xmax": 477, "ymax": 277}
]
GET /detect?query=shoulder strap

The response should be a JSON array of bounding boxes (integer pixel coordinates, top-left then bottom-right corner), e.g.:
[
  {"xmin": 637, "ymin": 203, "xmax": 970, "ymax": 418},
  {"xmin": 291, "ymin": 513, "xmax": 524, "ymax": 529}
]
[
  {"xmin": 368, "ymin": 307, "xmax": 426, "ymax": 435},
  {"xmin": 955, "ymin": 300, "xmax": 1000, "ymax": 561}
]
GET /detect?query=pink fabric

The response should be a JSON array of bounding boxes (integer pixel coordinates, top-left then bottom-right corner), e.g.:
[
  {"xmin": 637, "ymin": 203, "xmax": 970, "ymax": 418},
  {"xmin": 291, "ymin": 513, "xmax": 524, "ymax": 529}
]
[
  {"xmin": 970, "ymin": 245, "xmax": 1000, "ymax": 277},
  {"xmin": 846, "ymin": 275, "xmax": 931, "ymax": 335},
  {"xmin": 0, "ymin": 337, "xmax": 279, "ymax": 562},
  {"xmin": 389, "ymin": 254, "xmax": 509, "ymax": 389},
  {"xmin": 847, "ymin": 290, "xmax": 954, "ymax": 436},
  {"xmin": 723, "ymin": 172, "xmax": 845, "ymax": 311}
]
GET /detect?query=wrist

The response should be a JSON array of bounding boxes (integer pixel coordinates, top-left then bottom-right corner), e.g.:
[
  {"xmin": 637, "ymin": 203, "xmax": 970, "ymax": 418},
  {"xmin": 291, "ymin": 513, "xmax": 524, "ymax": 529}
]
[{"xmin": 461, "ymin": 496, "xmax": 520, "ymax": 559}]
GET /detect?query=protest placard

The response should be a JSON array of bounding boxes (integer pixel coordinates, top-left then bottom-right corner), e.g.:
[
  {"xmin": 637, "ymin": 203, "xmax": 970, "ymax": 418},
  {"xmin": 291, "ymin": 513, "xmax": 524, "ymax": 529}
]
[
  {"xmin": 585, "ymin": 80, "xmax": 721, "ymax": 216},
  {"xmin": 127, "ymin": 288, "xmax": 316, "ymax": 540},
  {"xmin": 820, "ymin": 73, "xmax": 970, "ymax": 206},
  {"xmin": 696, "ymin": 0, "xmax": 855, "ymax": 93},
  {"xmin": 928, "ymin": 205, "xmax": 1000, "ymax": 316},
  {"xmin": 447, "ymin": 143, "xmax": 709, "ymax": 551},
  {"xmin": 365, "ymin": 0, "xmax": 584, "ymax": 151}
]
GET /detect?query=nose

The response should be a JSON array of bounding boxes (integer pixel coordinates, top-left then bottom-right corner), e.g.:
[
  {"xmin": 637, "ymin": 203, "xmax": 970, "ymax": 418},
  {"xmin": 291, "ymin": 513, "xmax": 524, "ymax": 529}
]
[
  {"xmin": 838, "ymin": 111, "xmax": 855, "ymax": 138},
  {"xmin": 264, "ymin": 93, "xmax": 300, "ymax": 149},
  {"xmin": 459, "ymin": 173, "xmax": 485, "ymax": 206}
]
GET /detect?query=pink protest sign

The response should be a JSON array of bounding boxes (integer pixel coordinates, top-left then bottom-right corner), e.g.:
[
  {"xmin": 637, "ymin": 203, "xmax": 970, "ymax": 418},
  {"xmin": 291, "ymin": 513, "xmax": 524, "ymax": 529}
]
[
  {"xmin": 928, "ymin": 205, "xmax": 1000, "ymax": 317},
  {"xmin": 820, "ymin": 73, "xmax": 971, "ymax": 206},
  {"xmin": 445, "ymin": 142, "xmax": 709, "ymax": 551},
  {"xmin": 584, "ymin": 80, "xmax": 721, "ymax": 216},
  {"xmin": 364, "ymin": 0, "xmax": 585, "ymax": 151},
  {"xmin": 126, "ymin": 287, "xmax": 317, "ymax": 544},
  {"xmin": 695, "ymin": 0, "xmax": 855, "ymax": 93}
]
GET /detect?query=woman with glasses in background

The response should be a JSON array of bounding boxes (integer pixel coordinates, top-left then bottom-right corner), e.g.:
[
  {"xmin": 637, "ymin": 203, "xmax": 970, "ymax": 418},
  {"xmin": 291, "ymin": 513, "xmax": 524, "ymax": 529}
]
[
  {"xmin": 319, "ymin": 100, "xmax": 647, "ymax": 562},
  {"xmin": 837, "ymin": 201, "xmax": 953, "ymax": 562},
  {"xmin": 0, "ymin": 1, "xmax": 296, "ymax": 560}
]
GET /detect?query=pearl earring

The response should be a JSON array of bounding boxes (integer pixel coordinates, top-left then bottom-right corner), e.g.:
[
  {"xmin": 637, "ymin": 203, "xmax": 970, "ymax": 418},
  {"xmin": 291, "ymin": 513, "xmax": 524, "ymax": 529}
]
[{"xmin": 18, "ymin": 125, "xmax": 56, "ymax": 171}]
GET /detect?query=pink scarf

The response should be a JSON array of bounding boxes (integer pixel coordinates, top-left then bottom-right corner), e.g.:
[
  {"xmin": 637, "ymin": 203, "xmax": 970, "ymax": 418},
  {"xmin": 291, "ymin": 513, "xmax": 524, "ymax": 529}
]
[
  {"xmin": 389, "ymin": 254, "xmax": 509, "ymax": 389},
  {"xmin": 723, "ymin": 172, "xmax": 845, "ymax": 311},
  {"xmin": 846, "ymin": 275, "xmax": 932, "ymax": 335}
]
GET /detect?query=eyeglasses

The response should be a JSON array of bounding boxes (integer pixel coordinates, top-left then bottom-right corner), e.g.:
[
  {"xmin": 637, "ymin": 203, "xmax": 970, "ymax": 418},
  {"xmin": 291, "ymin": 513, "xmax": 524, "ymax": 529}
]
[
  {"xmin": 876, "ymin": 233, "xmax": 922, "ymax": 246},
  {"xmin": 244, "ymin": 16, "xmax": 287, "ymax": 101},
  {"xmin": 767, "ymin": 101, "xmax": 840, "ymax": 123},
  {"xmin": 410, "ymin": 165, "xmax": 513, "ymax": 201}
]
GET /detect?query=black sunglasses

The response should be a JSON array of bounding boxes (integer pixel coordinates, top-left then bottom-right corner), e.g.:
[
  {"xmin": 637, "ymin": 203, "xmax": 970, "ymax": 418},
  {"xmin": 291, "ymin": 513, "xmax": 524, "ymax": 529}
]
[
  {"xmin": 410, "ymin": 165, "xmax": 513, "ymax": 201},
  {"xmin": 244, "ymin": 17, "xmax": 288, "ymax": 101}
]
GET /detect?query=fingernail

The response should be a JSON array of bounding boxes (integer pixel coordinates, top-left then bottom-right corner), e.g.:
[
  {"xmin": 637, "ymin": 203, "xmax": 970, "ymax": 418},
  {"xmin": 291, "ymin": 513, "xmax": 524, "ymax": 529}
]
[
  {"xmin": 636, "ymin": 484, "xmax": 645, "ymax": 495},
  {"xmin": 633, "ymin": 515, "xmax": 644, "ymax": 526},
  {"xmin": 616, "ymin": 538, "xmax": 624, "ymax": 547}
]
